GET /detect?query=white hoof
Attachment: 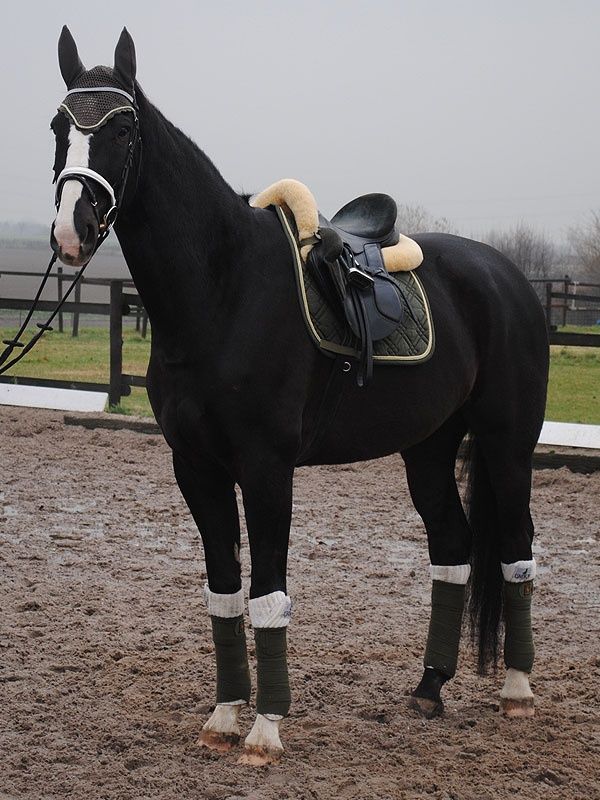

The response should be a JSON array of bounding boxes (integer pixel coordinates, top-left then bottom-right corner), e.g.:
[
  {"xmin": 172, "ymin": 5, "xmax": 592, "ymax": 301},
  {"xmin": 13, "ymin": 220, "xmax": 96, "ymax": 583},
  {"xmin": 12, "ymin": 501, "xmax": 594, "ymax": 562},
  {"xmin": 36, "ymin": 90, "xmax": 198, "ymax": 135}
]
[
  {"xmin": 198, "ymin": 703, "xmax": 244, "ymax": 751},
  {"xmin": 500, "ymin": 668, "xmax": 535, "ymax": 718},
  {"xmin": 237, "ymin": 714, "xmax": 283, "ymax": 765}
]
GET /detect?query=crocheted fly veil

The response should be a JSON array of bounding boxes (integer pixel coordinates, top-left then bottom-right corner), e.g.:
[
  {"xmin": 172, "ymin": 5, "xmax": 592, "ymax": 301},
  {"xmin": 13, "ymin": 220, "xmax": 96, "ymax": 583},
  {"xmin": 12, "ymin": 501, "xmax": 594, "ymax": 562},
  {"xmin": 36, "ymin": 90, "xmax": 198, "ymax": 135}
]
[{"xmin": 59, "ymin": 66, "xmax": 136, "ymax": 132}]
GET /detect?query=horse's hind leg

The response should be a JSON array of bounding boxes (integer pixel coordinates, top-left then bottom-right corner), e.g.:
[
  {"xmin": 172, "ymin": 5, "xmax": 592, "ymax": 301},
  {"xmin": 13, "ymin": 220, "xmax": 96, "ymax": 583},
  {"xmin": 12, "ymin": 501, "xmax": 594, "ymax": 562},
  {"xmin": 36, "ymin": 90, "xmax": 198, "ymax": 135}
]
[
  {"xmin": 401, "ymin": 412, "xmax": 472, "ymax": 718},
  {"xmin": 466, "ymin": 428, "xmax": 537, "ymax": 718},
  {"xmin": 172, "ymin": 452, "xmax": 251, "ymax": 751}
]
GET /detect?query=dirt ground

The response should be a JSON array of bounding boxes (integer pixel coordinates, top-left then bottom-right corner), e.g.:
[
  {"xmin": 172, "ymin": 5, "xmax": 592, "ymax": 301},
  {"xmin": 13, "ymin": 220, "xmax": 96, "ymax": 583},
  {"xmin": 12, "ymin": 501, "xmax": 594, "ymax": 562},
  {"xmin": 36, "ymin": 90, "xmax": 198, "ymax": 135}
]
[{"xmin": 1, "ymin": 407, "xmax": 599, "ymax": 800}]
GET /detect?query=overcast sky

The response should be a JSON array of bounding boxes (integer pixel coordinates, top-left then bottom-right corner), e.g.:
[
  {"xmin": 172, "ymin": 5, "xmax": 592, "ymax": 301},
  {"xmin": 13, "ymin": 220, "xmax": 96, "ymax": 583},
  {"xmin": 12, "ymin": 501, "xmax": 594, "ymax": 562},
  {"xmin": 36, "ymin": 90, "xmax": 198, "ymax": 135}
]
[{"xmin": 1, "ymin": 0, "xmax": 599, "ymax": 241}]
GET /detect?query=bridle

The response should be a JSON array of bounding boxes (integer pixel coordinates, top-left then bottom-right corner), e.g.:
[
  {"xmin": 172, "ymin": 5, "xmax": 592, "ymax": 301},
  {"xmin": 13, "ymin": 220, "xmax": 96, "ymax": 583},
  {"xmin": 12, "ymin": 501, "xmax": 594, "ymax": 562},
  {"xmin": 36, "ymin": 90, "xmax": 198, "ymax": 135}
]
[
  {"xmin": 0, "ymin": 86, "xmax": 141, "ymax": 376},
  {"xmin": 55, "ymin": 85, "xmax": 141, "ymax": 239}
]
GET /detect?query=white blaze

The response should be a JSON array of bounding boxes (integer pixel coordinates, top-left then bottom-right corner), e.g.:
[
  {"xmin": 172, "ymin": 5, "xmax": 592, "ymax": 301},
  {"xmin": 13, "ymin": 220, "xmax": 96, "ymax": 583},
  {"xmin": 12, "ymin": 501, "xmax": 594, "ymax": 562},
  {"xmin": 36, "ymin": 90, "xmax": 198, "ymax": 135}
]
[{"xmin": 54, "ymin": 128, "xmax": 92, "ymax": 258}]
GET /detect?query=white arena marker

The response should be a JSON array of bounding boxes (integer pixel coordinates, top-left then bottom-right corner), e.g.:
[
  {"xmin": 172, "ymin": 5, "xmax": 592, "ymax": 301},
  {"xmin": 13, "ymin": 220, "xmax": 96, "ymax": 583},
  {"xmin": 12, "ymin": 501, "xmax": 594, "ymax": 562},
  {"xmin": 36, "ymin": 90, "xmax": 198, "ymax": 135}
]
[
  {"xmin": 539, "ymin": 421, "xmax": 600, "ymax": 450},
  {"xmin": 0, "ymin": 384, "xmax": 107, "ymax": 413}
]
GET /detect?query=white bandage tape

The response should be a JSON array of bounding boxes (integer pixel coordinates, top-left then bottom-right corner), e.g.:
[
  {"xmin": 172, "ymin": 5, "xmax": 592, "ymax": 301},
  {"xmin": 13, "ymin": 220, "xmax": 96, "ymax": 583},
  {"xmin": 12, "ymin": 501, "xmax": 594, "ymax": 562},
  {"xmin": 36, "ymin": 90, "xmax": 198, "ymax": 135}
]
[
  {"xmin": 248, "ymin": 591, "xmax": 292, "ymax": 628},
  {"xmin": 501, "ymin": 560, "xmax": 536, "ymax": 583},
  {"xmin": 430, "ymin": 564, "xmax": 471, "ymax": 585},
  {"xmin": 204, "ymin": 585, "xmax": 245, "ymax": 618}
]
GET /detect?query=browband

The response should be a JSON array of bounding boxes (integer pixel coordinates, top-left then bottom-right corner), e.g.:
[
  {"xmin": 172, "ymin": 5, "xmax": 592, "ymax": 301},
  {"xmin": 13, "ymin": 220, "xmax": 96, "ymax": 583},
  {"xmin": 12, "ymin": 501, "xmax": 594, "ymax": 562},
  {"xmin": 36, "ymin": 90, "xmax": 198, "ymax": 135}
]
[{"xmin": 64, "ymin": 86, "xmax": 136, "ymax": 104}]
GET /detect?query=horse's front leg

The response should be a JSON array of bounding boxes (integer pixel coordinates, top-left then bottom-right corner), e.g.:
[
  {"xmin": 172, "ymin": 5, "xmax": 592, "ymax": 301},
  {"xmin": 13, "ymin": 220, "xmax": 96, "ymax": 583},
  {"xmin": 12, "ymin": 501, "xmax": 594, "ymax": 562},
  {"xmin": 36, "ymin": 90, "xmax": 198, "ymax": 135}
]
[
  {"xmin": 237, "ymin": 455, "xmax": 294, "ymax": 765},
  {"xmin": 173, "ymin": 452, "xmax": 251, "ymax": 752}
]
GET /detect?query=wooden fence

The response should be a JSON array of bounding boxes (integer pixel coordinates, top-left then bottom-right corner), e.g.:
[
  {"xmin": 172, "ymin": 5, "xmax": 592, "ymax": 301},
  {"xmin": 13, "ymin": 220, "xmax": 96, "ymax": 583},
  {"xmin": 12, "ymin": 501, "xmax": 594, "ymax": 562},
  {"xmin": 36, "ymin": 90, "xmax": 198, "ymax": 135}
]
[
  {"xmin": 0, "ymin": 275, "xmax": 147, "ymax": 407},
  {"xmin": 530, "ymin": 276, "xmax": 600, "ymax": 344}
]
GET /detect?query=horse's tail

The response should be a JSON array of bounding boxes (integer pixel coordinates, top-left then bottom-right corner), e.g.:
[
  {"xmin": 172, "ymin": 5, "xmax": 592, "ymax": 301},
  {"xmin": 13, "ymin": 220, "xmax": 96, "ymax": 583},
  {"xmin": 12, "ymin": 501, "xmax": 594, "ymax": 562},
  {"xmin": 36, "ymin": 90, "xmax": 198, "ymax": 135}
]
[{"xmin": 462, "ymin": 434, "xmax": 503, "ymax": 673}]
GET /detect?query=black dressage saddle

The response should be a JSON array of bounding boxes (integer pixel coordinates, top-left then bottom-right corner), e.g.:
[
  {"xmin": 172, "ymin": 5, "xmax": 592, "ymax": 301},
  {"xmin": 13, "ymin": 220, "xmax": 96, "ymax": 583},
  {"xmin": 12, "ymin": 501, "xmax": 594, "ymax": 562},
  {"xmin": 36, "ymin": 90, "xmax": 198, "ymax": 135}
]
[{"xmin": 305, "ymin": 193, "xmax": 405, "ymax": 386}]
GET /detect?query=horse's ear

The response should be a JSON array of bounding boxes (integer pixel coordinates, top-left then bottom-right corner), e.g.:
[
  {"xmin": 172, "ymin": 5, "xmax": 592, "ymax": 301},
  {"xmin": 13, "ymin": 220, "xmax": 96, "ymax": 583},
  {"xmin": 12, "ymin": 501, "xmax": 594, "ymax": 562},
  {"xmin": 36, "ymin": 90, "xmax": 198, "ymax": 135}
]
[
  {"xmin": 58, "ymin": 25, "xmax": 85, "ymax": 87},
  {"xmin": 114, "ymin": 28, "xmax": 136, "ymax": 94}
]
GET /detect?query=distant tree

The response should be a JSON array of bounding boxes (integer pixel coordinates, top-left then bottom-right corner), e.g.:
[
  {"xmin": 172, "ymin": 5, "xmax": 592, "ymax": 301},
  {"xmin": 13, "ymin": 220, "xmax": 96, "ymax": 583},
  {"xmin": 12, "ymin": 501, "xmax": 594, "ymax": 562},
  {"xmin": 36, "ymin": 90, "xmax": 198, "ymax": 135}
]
[
  {"xmin": 396, "ymin": 203, "xmax": 456, "ymax": 234},
  {"xmin": 568, "ymin": 212, "xmax": 600, "ymax": 281},
  {"xmin": 484, "ymin": 223, "xmax": 558, "ymax": 279}
]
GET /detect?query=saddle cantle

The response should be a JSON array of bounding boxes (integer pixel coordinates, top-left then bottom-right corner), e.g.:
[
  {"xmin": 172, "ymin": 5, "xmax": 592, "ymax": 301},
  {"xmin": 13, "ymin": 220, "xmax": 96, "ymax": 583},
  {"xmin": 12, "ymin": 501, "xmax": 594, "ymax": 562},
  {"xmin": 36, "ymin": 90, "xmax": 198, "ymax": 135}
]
[
  {"xmin": 325, "ymin": 193, "xmax": 399, "ymax": 253},
  {"xmin": 250, "ymin": 180, "xmax": 433, "ymax": 386}
]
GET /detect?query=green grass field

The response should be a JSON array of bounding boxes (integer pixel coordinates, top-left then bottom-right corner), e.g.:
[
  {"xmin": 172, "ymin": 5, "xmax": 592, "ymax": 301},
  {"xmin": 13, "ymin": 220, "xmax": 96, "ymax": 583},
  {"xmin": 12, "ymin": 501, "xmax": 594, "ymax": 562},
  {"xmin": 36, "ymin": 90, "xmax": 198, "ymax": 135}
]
[
  {"xmin": 1, "ymin": 325, "xmax": 599, "ymax": 423},
  {"xmin": 0, "ymin": 326, "xmax": 151, "ymax": 416}
]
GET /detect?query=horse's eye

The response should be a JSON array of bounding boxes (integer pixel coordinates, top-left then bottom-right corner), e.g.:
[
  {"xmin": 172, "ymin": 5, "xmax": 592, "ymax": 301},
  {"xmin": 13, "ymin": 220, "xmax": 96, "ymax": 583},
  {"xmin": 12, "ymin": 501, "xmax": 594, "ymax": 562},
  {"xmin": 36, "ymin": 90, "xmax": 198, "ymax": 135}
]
[{"xmin": 117, "ymin": 126, "xmax": 130, "ymax": 139}]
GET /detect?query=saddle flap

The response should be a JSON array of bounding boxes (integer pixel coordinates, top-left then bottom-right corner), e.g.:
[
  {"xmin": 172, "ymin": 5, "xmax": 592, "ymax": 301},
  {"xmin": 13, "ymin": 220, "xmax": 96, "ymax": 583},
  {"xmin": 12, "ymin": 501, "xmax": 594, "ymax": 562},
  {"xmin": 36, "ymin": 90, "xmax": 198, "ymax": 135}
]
[{"xmin": 343, "ymin": 276, "xmax": 404, "ymax": 342}]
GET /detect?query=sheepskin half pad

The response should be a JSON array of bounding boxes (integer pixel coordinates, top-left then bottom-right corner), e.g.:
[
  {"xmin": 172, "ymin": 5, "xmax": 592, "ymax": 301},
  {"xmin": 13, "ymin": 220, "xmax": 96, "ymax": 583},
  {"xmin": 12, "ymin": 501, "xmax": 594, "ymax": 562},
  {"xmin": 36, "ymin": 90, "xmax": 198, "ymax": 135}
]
[
  {"xmin": 250, "ymin": 179, "xmax": 423, "ymax": 270},
  {"xmin": 275, "ymin": 206, "xmax": 434, "ymax": 364}
]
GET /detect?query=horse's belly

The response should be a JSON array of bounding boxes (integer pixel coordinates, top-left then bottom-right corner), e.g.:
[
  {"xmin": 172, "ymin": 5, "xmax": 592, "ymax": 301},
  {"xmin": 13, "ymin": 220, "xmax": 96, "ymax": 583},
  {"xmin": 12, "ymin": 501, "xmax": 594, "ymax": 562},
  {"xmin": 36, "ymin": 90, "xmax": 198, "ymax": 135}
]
[{"xmin": 301, "ymin": 350, "xmax": 475, "ymax": 466}]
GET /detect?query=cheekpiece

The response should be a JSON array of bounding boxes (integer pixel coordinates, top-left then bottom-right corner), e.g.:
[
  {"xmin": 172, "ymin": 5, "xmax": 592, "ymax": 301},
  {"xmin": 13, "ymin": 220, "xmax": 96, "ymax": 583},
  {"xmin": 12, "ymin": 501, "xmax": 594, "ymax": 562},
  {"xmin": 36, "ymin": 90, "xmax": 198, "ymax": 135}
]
[{"xmin": 59, "ymin": 66, "xmax": 136, "ymax": 132}]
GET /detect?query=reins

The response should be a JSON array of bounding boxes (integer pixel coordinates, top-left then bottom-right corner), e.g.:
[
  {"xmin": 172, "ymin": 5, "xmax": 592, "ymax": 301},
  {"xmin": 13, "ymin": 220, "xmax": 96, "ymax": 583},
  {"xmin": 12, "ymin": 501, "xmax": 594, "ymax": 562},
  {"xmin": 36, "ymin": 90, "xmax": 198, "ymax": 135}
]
[{"xmin": 0, "ymin": 91, "xmax": 141, "ymax": 377}]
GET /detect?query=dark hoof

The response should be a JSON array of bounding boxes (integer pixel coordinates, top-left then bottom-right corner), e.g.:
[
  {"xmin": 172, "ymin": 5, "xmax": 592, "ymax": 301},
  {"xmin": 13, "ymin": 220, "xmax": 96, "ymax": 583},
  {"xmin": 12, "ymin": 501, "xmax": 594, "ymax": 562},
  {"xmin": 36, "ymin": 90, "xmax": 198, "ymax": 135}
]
[{"xmin": 409, "ymin": 694, "xmax": 444, "ymax": 719}]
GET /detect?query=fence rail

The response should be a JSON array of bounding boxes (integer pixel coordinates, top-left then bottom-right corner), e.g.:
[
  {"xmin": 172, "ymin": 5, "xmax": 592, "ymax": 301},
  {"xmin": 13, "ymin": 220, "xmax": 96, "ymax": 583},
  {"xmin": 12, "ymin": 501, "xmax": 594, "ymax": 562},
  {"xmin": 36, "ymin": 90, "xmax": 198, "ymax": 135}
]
[{"xmin": 536, "ymin": 275, "xmax": 600, "ymax": 330}]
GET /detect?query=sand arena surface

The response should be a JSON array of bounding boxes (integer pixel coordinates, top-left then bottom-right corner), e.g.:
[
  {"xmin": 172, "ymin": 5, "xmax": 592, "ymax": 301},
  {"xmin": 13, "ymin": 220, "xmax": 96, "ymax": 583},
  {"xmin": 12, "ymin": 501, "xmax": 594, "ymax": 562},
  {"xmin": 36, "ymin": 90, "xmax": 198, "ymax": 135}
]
[{"xmin": 1, "ymin": 407, "xmax": 599, "ymax": 799}]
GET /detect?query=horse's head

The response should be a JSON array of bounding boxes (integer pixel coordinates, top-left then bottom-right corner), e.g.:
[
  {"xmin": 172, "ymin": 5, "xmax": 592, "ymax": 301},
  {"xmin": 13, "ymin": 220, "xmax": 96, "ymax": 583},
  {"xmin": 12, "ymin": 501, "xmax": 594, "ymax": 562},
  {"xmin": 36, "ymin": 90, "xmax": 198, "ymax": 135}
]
[{"xmin": 51, "ymin": 26, "xmax": 139, "ymax": 266}]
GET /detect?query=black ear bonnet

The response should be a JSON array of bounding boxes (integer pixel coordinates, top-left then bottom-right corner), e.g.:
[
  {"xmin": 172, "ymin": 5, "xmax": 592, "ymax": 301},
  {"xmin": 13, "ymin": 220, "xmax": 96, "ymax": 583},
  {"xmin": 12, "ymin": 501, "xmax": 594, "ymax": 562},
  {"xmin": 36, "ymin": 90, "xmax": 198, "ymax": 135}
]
[
  {"xmin": 57, "ymin": 26, "xmax": 138, "ymax": 132},
  {"xmin": 59, "ymin": 65, "xmax": 137, "ymax": 132}
]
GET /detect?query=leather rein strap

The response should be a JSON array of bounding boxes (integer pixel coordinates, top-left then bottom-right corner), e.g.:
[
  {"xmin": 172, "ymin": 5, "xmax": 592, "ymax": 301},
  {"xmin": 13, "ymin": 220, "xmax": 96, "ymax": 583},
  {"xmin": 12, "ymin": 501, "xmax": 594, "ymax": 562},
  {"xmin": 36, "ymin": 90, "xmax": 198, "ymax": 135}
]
[{"xmin": 0, "ymin": 92, "xmax": 141, "ymax": 376}]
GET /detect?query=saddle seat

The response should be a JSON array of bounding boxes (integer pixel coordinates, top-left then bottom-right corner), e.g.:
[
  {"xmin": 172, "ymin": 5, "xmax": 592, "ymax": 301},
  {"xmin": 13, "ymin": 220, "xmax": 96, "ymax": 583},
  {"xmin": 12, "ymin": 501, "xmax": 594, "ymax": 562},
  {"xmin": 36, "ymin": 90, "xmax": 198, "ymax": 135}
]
[{"xmin": 322, "ymin": 193, "xmax": 399, "ymax": 255}]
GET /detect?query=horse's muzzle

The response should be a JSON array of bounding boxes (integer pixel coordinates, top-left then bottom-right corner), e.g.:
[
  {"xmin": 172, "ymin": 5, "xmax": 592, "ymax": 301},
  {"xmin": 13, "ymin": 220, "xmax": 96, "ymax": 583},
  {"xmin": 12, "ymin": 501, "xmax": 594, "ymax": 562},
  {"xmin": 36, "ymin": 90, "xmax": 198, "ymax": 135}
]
[{"xmin": 50, "ymin": 219, "xmax": 98, "ymax": 267}]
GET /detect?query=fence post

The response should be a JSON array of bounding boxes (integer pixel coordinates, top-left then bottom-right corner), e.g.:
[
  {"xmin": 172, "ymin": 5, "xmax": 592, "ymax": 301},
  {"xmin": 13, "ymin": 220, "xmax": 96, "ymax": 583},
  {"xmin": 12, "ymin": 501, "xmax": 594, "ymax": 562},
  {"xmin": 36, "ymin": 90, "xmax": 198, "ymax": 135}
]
[
  {"xmin": 562, "ymin": 274, "xmax": 569, "ymax": 327},
  {"xmin": 545, "ymin": 282, "xmax": 553, "ymax": 329},
  {"xmin": 141, "ymin": 310, "xmax": 148, "ymax": 339},
  {"xmin": 72, "ymin": 280, "xmax": 81, "ymax": 337},
  {"xmin": 109, "ymin": 280, "xmax": 123, "ymax": 408},
  {"xmin": 57, "ymin": 265, "xmax": 64, "ymax": 334}
]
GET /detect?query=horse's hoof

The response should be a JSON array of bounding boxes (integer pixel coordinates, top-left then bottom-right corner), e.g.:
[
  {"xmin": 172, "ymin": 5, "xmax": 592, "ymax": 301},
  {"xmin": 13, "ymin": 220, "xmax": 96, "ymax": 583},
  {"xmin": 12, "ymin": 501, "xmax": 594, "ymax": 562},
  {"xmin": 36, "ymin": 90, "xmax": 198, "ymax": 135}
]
[
  {"xmin": 409, "ymin": 695, "xmax": 444, "ymax": 719},
  {"xmin": 500, "ymin": 697, "xmax": 535, "ymax": 718},
  {"xmin": 237, "ymin": 745, "xmax": 283, "ymax": 766},
  {"xmin": 198, "ymin": 729, "xmax": 240, "ymax": 752}
]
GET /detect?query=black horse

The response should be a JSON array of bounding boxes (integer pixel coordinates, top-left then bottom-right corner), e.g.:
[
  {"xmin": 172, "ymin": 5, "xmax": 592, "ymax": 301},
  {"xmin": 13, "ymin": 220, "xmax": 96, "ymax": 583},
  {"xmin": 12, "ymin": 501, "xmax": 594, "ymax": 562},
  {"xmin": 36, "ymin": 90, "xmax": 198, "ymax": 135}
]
[{"xmin": 50, "ymin": 28, "xmax": 548, "ymax": 764}]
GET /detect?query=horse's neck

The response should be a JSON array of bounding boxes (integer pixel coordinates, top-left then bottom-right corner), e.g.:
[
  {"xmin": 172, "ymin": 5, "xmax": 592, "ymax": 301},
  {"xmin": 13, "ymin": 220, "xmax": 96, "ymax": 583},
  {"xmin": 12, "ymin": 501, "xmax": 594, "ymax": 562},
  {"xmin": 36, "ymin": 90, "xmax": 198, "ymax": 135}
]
[{"xmin": 115, "ymin": 94, "xmax": 251, "ymax": 338}]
